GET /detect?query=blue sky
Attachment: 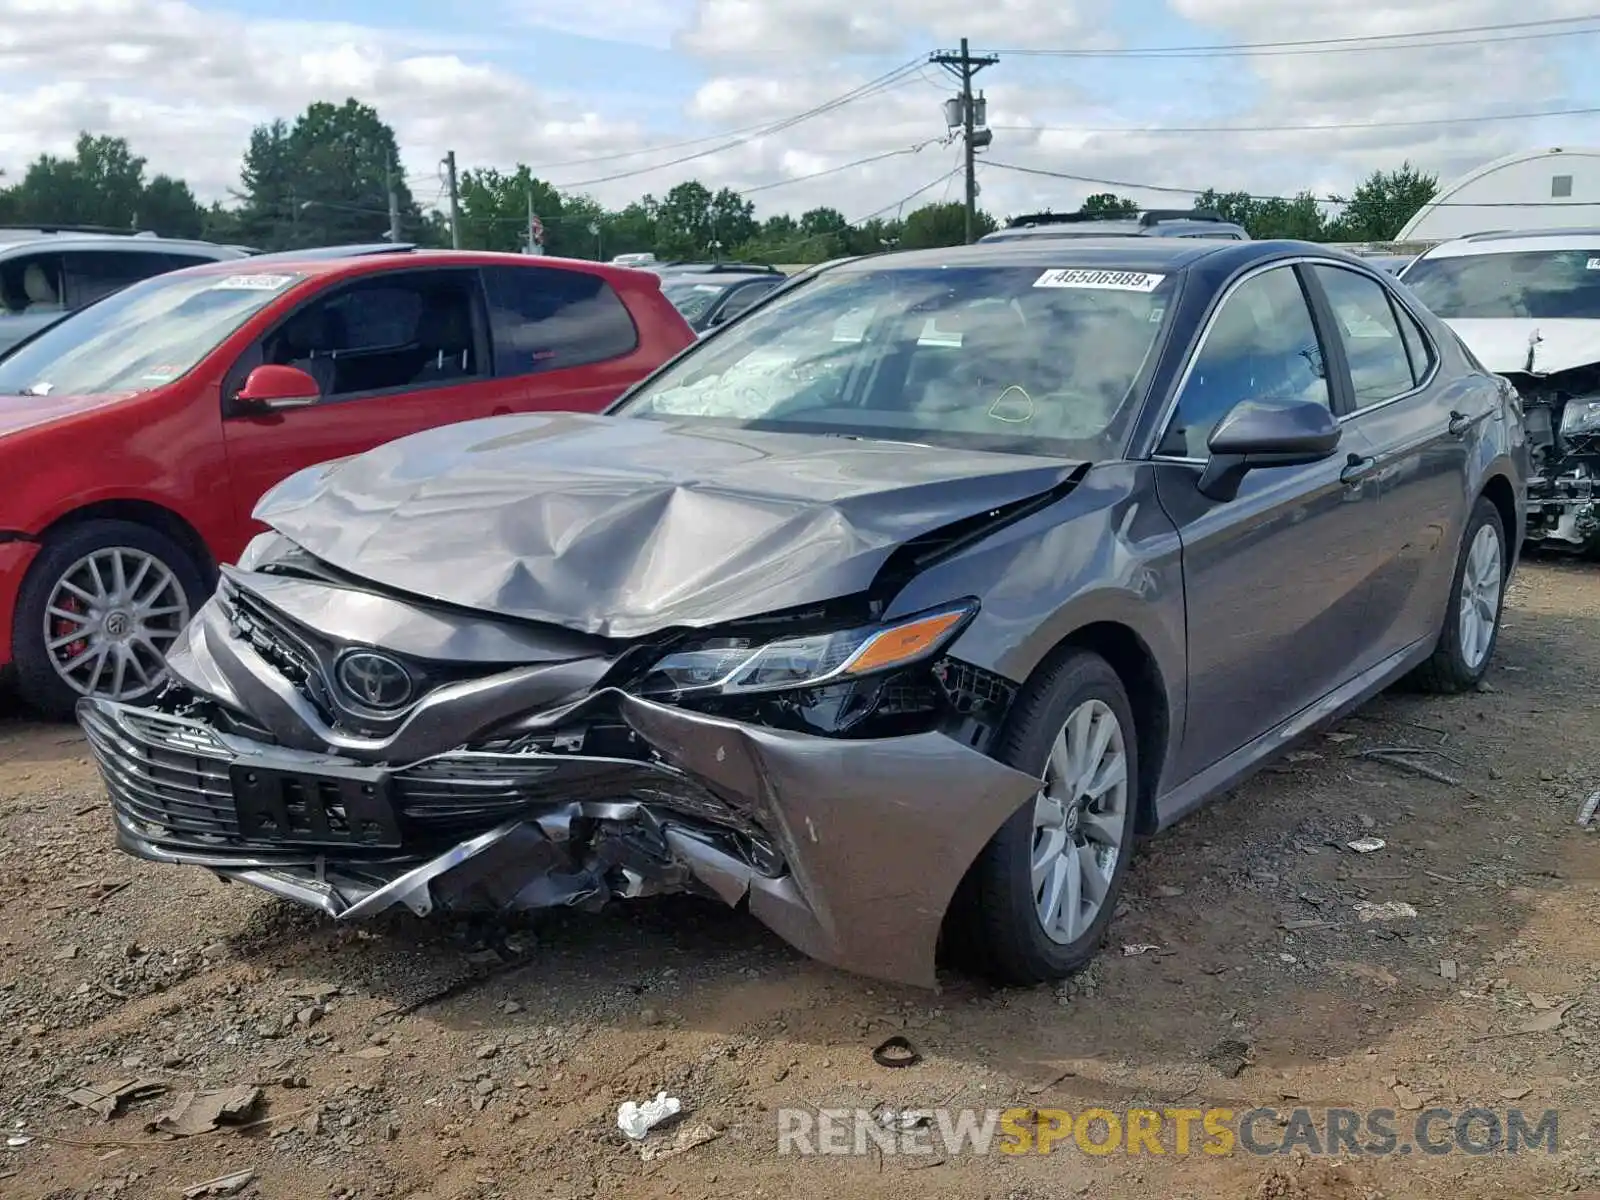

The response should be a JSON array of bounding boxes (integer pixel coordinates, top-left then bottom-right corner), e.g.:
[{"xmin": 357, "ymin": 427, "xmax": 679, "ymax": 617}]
[{"xmin": 1, "ymin": 0, "xmax": 1596, "ymax": 221}]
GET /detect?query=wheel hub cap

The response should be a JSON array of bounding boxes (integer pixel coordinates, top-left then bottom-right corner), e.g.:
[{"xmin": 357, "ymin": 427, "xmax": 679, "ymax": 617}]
[
  {"xmin": 43, "ymin": 547, "xmax": 190, "ymax": 701},
  {"xmin": 1030, "ymin": 697, "xmax": 1130, "ymax": 946}
]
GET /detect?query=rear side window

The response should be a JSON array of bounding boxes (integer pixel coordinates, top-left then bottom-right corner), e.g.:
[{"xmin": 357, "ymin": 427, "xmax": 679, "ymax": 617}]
[
  {"xmin": 482, "ymin": 266, "xmax": 638, "ymax": 376},
  {"xmin": 61, "ymin": 250, "xmax": 190, "ymax": 307},
  {"xmin": 1311, "ymin": 265, "xmax": 1415, "ymax": 408}
]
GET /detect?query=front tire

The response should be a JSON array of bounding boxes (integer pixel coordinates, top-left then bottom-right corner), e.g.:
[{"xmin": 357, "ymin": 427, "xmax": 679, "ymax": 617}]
[
  {"xmin": 1410, "ymin": 496, "xmax": 1507, "ymax": 694},
  {"xmin": 12, "ymin": 520, "xmax": 205, "ymax": 719},
  {"xmin": 952, "ymin": 649, "xmax": 1140, "ymax": 985}
]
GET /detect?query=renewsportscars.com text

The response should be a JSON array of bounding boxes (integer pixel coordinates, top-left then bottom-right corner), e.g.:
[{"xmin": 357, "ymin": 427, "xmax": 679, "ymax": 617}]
[{"xmin": 776, "ymin": 1106, "xmax": 1559, "ymax": 1158}]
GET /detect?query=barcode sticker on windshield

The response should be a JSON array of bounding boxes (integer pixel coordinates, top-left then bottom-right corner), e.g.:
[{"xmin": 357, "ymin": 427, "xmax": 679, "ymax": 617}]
[
  {"xmin": 1034, "ymin": 269, "xmax": 1165, "ymax": 292},
  {"xmin": 210, "ymin": 274, "xmax": 296, "ymax": 291}
]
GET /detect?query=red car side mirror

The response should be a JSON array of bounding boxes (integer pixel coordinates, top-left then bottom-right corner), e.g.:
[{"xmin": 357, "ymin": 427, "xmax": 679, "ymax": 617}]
[{"xmin": 236, "ymin": 364, "xmax": 320, "ymax": 409}]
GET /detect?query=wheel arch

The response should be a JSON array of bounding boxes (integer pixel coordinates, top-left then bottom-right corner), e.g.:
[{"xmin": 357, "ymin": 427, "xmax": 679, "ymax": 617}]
[
  {"xmin": 1478, "ymin": 471, "xmax": 1518, "ymax": 566},
  {"xmin": 1012, "ymin": 620, "xmax": 1172, "ymax": 836},
  {"xmin": 34, "ymin": 500, "xmax": 217, "ymax": 587}
]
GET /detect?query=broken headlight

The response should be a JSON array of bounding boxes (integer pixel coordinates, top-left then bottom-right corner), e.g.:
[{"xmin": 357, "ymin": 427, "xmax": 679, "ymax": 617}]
[
  {"xmin": 1560, "ymin": 397, "xmax": 1600, "ymax": 436},
  {"xmin": 637, "ymin": 601, "xmax": 977, "ymax": 698}
]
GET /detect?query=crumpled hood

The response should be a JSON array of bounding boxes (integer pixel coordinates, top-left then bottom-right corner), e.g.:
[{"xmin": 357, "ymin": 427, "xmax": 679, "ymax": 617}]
[
  {"xmin": 1444, "ymin": 318, "xmax": 1600, "ymax": 376},
  {"xmin": 254, "ymin": 411, "xmax": 1081, "ymax": 638},
  {"xmin": 0, "ymin": 392, "xmax": 129, "ymax": 440}
]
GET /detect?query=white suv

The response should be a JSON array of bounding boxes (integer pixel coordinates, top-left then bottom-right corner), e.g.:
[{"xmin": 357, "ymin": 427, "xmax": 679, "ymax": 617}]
[
  {"xmin": 1402, "ymin": 229, "xmax": 1600, "ymax": 556},
  {"xmin": 0, "ymin": 227, "xmax": 249, "ymax": 355}
]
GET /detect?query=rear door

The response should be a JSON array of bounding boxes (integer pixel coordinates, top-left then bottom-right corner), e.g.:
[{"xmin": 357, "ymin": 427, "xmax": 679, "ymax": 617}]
[
  {"xmin": 219, "ymin": 266, "xmax": 512, "ymax": 556},
  {"xmin": 480, "ymin": 264, "xmax": 648, "ymax": 411},
  {"xmin": 1152, "ymin": 261, "xmax": 1391, "ymax": 779},
  {"xmin": 1303, "ymin": 262, "xmax": 1471, "ymax": 655}
]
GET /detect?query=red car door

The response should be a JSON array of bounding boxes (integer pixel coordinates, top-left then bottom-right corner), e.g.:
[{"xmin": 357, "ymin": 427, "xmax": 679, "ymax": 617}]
[{"xmin": 217, "ymin": 266, "xmax": 516, "ymax": 563}]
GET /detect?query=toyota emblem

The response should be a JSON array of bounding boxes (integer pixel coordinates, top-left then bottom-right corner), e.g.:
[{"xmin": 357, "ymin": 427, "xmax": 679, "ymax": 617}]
[{"xmin": 335, "ymin": 650, "xmax": 413, "ymax": 709}]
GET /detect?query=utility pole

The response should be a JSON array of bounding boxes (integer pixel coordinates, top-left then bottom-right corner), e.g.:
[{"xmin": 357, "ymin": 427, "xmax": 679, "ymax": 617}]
[
  {"xmin": 386, "ymin": 151, "xmax": 402, "ymax": 243},
  {"xmin": 931, "ymin": 38, "xmax": 997, "ymax": 244},
  {"xmin": 444, "ymin": 150, "xmax": 462, "ymax": 249}
]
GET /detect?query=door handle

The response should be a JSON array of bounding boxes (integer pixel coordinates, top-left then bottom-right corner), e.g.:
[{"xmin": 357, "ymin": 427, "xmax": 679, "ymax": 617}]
[
  {"xmin": 1340, "ymin": 454, "xmax": 1377, "ymax": 486},
  {"xmin": 1448, "ymin": 409, "xmax": 1484, "ymax": 437}
]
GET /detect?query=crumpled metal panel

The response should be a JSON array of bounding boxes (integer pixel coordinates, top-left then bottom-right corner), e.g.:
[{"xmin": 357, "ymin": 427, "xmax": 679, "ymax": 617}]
[{"xmin": 250, "ymin": 411, "xmax": 1079, "ymax": 638}]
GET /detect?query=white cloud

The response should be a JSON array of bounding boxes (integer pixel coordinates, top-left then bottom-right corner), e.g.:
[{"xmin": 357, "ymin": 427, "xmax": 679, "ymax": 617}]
[{"xmin": 0, "ymin": 0, "xmax": 1595, "ymax": 227}]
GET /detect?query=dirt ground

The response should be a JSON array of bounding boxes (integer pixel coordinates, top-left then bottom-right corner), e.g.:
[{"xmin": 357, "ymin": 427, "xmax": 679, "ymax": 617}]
[{"xmin": 0, "ymin": 560, "xmax": 1597, "ymax": 1200}]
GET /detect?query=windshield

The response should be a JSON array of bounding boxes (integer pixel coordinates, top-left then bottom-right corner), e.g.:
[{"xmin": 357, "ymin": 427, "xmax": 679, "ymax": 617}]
[
  {"xmin": 661, "ymin": 280, "xmax": 730, "ymax": 323},
  {"xmin": 1402, "ymin": 250, "xmax": 1600, "ymax": 320},
  {"xmin": 0, "ymin": 269, "xmax": 303, "ymax": 396},
  {"xmin": 615, "ymin": 264, "xmax": 1176, "ymax": 457}
]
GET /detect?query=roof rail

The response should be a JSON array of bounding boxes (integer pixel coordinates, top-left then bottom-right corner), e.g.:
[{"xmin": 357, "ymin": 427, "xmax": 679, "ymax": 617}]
[
  {"xmin": 657, "ymin": 260, "xmax": 782, "ymax": 274},
  {"xmin": 1138, "ymin": 208, "xmax": 1225, "ymax": 226},
  {"xmin": 243, "ymin": 243, "xmax": 418, "ymax": 262},
  {"xmin": 0, "ymin": 223, "xmax": 143, "ymax": 237},
  {"xmin": 1004, "ymin": 208, "xmax": 1230, "ymax": 230}
]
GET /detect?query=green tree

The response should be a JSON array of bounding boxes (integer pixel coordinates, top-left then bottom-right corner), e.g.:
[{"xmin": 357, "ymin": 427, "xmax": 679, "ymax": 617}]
[
  {"xmin": 901, "ymin": 201, "xmax": 995, "ymax": 249},
  {"xmin": 1192, "ymin": 188, "xmax": 1260, "ymax": 230},
  {"xmin": 1192, "ymin": 187, "xmax": 1329, "ymax": 240},
  {"xmin": 709, "ymin": 187, "xmax": 757, "ymax": 254},
  {"xmin": 137, "ymin": 175, "xmax": 204, "ymax": 238},
  {"xmin": 601, "ymin": 198, "xmax": 659, "ymax": 258},
  {"xmin": 236, "ymin": 100, "xmax": 419, "ymax": 250},
  {"xmin": 1327, "ymin": 162, "xmax": 1437, "ymax": 242},
  {"xmin": 457, "ymin": 166, "xmax": 564, "ymax": 254},
  {"xmin": 8, "ymin": 133, "xmax": 148, "ymax": 228},
  {"xmin": 1078, "ymin": 192, "xmax": 1139, "ymax": 218},
  {"xmin": 654, "ymin": 181, "xmax": 715, "ymax": 259}
]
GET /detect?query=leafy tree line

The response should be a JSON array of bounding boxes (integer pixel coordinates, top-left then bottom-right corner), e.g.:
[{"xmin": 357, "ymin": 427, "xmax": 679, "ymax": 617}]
[{"xmin": 0, "ymin": 99, "xmax": 1439, "ymax": 262}]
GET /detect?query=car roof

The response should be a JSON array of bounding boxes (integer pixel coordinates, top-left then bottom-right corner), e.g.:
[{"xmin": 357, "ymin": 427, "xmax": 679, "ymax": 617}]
[
  {"xmin": 659, "ymin": 271, "xmax": 779, "ymax": 286},
  {"xmin": 164, "ymin": 246, "xmax": 663, "ymax": 287},
  {"xmin": 0, "ymin": 230, "xmax": 245, "ymax": 256},
  {"xmin": 1418, "ymin": 229, "xmax": 1600, "ymax": 259},
  {"xmin": 826, "ymin": 237, "xmax": 1251, "ymax": 275}
]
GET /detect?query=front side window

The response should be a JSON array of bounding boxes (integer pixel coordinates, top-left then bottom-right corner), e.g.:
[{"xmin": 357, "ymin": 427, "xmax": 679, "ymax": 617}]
[
  {"xmin": 716, "ymin": 280, "xmax": 780, "ymax": 323},
  {"xmin": 1159, "ymin": 265, "xmax": 1330, "ymax": 459},
  {"xmin": 0, "ymin": 268, "xmax": 303, "ymax": 396},
  {"xmin": 0, "ymin": 252, "xmax": 64, "ymax": 315},
  {"xmin": 60, "ymin": 250, "xmax": 191, "ymax": 308},
  {"xmin": 1402, "ymin": 249, "xmax": 1600, "ymax": 319},
  {"xmin": 1311, "ymin": 265, "xmax": 1415, "ymax": 408},
  {"xmin": 254, "ymin": 270, "xmax": 483, "ymax": 399},
  {"xmin": 661, "ymin": 281, "xmax": 729, "ymax": 325},
  {"xmin": 615, "ymin": 264, "xmax": 1177, "ymax": 459},
  {"xmin": 482, "ymin": 265, "xmax": 638, "ymax": 376}
]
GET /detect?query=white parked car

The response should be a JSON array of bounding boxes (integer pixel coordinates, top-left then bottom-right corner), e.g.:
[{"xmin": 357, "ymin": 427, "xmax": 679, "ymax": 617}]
[
  {"xmin": 0, "ymin": 227, "xmax": 247, "ymax": 355},
  {"xmin": 1402, "ymin": 230, "xmax": 1600, "ymax": 556},
  {"xmin": 609, "ymin": 252, "xmax": 658, "ymax": 268}
]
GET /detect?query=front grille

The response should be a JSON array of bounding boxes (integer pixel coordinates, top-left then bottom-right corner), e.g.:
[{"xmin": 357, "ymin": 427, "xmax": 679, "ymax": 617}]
[
  {"xmin": 84, "ymin": 705, "xmax": 767, "ymax": 856},
  {"xmin": 81, "ymin": 704, "xmax": 244, "ymax": 842},
  {"xmin": 220, "ymin": 583, "xmax": 337, "ymax": 720}
]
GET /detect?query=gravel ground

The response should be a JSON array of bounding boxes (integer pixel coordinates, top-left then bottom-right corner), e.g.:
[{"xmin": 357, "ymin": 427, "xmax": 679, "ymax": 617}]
[{"xmin": 0, "ymin": 558, "xmax": 1597, "ymax": 1200}]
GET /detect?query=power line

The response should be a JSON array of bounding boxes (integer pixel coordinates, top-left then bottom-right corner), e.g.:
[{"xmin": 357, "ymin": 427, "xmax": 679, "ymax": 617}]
[
  {"xmin": 984, "ymin": 157, "xmax": 1600, "ymax": 209},
  {"xmin": 855, "ymin": 160, "xmax": 965, "ymax": 223},
  {"xmin": 988, "ymin": 14, "xmax": 1600, "ymax": 58},
  {"xmin": 739, "ymin": 138, "xmax": 949, "ymax": 195},
  {"xmin": 548, "ymin": 62, "xmax": 927, "ymax": 188},
  {"xmin": 990, "ymin": 103, "xmax": 1600, "ymax": 136}
]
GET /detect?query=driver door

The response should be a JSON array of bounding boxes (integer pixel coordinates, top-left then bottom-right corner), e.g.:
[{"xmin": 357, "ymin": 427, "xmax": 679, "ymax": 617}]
[{"xmin": 1150, "ymin": 263, "xmax": 1391, "ymax": 781}]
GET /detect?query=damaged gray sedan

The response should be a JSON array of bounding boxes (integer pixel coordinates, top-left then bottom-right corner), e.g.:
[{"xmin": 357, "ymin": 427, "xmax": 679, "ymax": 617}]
[{"xmin": 79, "ymin": 238, "xmax": 1526, "ymax": 988}]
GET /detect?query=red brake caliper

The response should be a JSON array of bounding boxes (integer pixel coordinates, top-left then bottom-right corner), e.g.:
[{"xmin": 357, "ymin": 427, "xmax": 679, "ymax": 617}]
[{"xmin": 52, "ymin": 596, "xmax": 87, "ymax": 664}]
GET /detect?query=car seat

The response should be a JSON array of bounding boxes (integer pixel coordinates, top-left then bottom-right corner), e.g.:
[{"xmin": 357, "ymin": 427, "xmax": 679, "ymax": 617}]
[
  {"xmin": 411, "ymin": 297, "xmax": 473, "ymax": 384},
  {"xmin": 22, "ymin": 263, "xmax": 61, "ymax": 312},
  {"xmin": 274, "ymin": 306, "xmax": 346, "ymax": 396}
]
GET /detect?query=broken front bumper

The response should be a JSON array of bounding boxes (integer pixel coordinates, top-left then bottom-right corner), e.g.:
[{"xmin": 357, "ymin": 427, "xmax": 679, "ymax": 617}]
[{"xmin": 78, "ymin": 693, "xmax": 1040, "ymax": 988}]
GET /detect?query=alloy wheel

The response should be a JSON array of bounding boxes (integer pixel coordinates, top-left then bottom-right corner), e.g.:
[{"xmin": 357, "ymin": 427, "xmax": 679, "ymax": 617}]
[
  {"xmin": 42, "ymin": 547, "xmax": 190, "ymax": 700},
  {"xmin": 1457, "ymin": 522, "xmax": 1503, "ymax": 672},
  {"xmin": 1031, "ymin": 697, "xmax": 1130, "ymax": 945}
]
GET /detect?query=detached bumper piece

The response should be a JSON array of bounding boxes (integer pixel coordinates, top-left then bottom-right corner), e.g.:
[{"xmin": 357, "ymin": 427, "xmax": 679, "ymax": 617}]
[{"xmin": 79, "ymin": 695, "xmax": 1041, "ymax": 988}]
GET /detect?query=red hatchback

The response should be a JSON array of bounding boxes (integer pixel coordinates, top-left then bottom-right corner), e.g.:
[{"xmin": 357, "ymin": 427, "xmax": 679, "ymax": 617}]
[{"xmin": 0, "ymin": 246, "xmax": 695, "ymax": 716}]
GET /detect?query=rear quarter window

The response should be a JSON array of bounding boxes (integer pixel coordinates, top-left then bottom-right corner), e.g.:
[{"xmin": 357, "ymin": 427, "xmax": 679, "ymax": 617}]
[{"xmin": 482, "ymin": 265, "xmax": 639, "ymax": 376}]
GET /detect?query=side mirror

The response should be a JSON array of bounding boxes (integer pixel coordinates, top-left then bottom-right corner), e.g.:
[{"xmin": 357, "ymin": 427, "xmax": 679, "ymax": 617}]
[
  {"xmin": 1196, "ymin": 398, "xmax": 1341, "ymax": 502},
  {"xmin": 236, "ymin": 364, "xmax": 320, "ymax": 410}
]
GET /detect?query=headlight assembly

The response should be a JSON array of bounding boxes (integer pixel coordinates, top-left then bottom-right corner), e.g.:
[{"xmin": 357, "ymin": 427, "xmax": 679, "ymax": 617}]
[
  {"xmin": 1560, "ymin": 397, "xmax": 1600, "ymax": 437},
  {"xmin": 639, "ymin": 601, "xmax": 977, "ymax": 698}
]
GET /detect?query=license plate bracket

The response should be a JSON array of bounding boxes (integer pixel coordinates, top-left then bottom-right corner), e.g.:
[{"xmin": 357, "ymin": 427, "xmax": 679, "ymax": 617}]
[{"xmin": 230, "ymin": 760, "xmax": 402, "ymax": 847}]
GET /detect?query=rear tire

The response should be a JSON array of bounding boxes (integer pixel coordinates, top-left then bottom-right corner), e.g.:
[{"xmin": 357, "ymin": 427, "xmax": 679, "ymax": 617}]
[
  {"xmin": 12, "ymin": 520, "xmax": 206, "ymax": 720},
  {"xmin": 1410, "ymin": 496, "xmax": 1507, "ymax": 694},
  {"xmin": 948, "ymin": 649, "xmax": 1140, "ymax": 986}
]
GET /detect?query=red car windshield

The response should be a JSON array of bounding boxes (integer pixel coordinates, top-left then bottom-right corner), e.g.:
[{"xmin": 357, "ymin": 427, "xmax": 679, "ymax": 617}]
[{"xmin": 0, "ymin": 269, "xmax": 304, "ymax": 397}]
